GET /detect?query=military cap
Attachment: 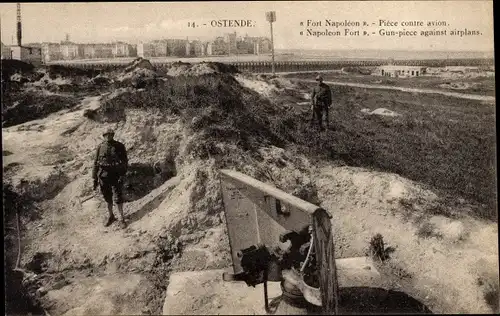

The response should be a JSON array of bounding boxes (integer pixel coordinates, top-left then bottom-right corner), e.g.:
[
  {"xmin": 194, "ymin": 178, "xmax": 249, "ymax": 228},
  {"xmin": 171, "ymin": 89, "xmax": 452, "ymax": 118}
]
[
  {"xmin": 103, "ymin": 128, "xmax": 115, "ymax": 136},
  {"xmin": 315, "ymin": 75, "xmax": 324, "ymax": 81}
]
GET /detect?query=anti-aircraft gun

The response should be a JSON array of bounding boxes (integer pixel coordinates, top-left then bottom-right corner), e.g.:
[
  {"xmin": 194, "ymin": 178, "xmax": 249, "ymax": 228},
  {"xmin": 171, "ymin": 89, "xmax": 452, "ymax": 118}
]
[{"xmin": 219, "ymin": 169, "xmax": 339, "ymax": 314}]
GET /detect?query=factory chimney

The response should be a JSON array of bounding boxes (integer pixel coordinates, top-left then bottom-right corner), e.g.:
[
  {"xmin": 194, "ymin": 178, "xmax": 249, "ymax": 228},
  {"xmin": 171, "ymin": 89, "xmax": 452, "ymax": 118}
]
[{"xmin": 16, "ymin": 3, "xmax": 22, "ymax": 46}]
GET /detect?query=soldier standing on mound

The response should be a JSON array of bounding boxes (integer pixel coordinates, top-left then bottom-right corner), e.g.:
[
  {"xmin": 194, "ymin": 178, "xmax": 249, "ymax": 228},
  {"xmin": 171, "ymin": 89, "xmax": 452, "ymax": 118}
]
[
  {"xmin": 310, "ymin": 75, "xmax": 332, "ymax": 131},
  {"xmin": 92, "ymin": 128, "xmax": 129, "ymax": 228}
]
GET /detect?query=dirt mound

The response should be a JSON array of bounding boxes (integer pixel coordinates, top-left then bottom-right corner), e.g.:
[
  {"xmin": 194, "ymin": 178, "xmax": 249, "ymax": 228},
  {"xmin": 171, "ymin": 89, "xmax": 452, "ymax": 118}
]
[
  {"xmin": 116, "ymin": 68, "xmax": 159, "ymax": 89},
  {"xmin": 342, "ymin": 66, "xmax": 373, "ymax": 75},
  {"xmin": 90, "ymin": 74, "xmax": 113, "ymax": 86},
  {"xmin": 165, "ymin": 62, "xmax": 239, "ymax": 77},
  {"xmin": 316, "ymin": 166, "xmax": 439, "ymax": 215},
  {"xmin": 30, "ymin": 67, "xmax": 99, "ymax": 91},
  {"xmin": 114, "ymin": 58, "xmax": 159, "ymax": 89},
  {"xmin": 98, "ymin": 73, "xmax": 290, "ymax": 151},
  {"xmin": 439, "ymin": 81, "xmax": 479, "ymax": 90},
  {"xmin": 124, "ymin": 57, "xmax": 155, "ymax": 72},
  {"xmin": 4, "ymin": 66, "xmax": 497, "ymax": 315},
  {"xmin": 81, "ymin": 61, "xmax": 240, "ymax": 90},
  {"xmin": 24, "ymin": 65, "xmax": 115, "ymax": 93},
  {"xmin": 316, "ymin": 165, "xmax": 499, "ymax": 314},
  {"xmin": 201, "ymin": 62, "xmax": 239, "ymax": 74},
  {"xmin": 30, "ymin": 70, "xmax": 72, "ymax": 86},
  {"xmin": 1, "ymin": 59, "xmax": 35, "ymax": 79},
  {"xmin": 45, "ymin": 64, "xmax": 99, "ymax": 79},
  {"xmin": 2, "ymin": 90, "xmax": 80, "ymax": 128},
  {"xmin": 1, "ymin": 61, "xmax": 41, "ymax": 94},
  {"xmin": 234, "ymin": 73, "xmax": 302, "ymax": 99},
  {"xmin": 235, "ymin": 74, "xmax": 281, "ymax": 97},
  {"xmin": 10, "ymin": 72, "xmax": 34, "ymax": 84},
  {"xmin": 2, "ymin": 71, "xmax": 321, "ymax": 314},
  {"xmin": 7, "ymin": 65, "xmax": 116, "ymax": 97},
  {"xmin": 0, "ymin": 85, "xmax": 235, "ymax": 313}
]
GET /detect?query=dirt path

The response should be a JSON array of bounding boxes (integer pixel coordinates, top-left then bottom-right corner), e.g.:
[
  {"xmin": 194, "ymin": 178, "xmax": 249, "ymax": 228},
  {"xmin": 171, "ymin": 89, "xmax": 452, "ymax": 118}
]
[
  {"xmin": 3, "ymin": 90, "xmax": 231, "ymax": 314},
  {"xmin": 298, "ymin": 79, "xmax": 495, "ymax": 102}
]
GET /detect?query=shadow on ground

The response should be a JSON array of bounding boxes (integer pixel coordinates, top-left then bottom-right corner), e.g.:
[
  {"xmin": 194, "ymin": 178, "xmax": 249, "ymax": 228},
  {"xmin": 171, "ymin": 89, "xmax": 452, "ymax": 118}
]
[
  {"xmin": 127, "ymin": 184, "xmax": 176, "ymax": 225},
  {"xmin": 266, "ymin": 286, "xmax": 432, "ymax": 315},
  {"xmin": 123, "ymin": 161, "xmax": 177, "ymax": 204},
  {"xmin": 338, "ymin": 287, "xmax": 432, "ymax": 314}
]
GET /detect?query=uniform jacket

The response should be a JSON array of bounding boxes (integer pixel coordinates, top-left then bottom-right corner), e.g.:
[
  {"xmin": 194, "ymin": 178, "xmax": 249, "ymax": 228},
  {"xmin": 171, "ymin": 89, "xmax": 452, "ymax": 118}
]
[
  {"xmin": 311, "ymin": 83, "xmax": 332, "ymax": 106},
  {"xmin": 92, "ymin": 139, "xmax": 128, "ymax": 180}
]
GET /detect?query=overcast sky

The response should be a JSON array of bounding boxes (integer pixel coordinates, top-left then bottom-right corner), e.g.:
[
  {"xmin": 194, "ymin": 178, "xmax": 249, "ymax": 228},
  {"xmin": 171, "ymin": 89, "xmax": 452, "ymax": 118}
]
[{"xmin": 0, "ymin": 1, "xmax": 494, "ymax": 51}]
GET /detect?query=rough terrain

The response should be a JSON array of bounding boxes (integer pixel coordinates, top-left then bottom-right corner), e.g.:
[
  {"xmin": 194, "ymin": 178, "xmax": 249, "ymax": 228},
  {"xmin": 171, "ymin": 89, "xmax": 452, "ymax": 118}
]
[
  {"xmin": 284, "ymin": 66, "xmax": 496, "ymax": 97},
  {"xmin": 2, "ymin": 59, "xmax": 498, "ymax": 315}
]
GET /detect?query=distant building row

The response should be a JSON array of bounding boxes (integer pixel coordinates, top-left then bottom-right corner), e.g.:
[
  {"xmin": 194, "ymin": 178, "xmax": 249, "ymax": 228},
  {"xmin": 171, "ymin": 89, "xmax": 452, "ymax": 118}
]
[
  {"xmin": 373, "ymin": 65, "xmax": 427, "ymax": 77},
  {"xmin": 3, "ymin": 33, "xmax": 272, "ymax": 62},
  {"xmin": 372, "ymin": 65, "xmax": 483, "ymax": 77},
  {"xmin": 39, "ymin": 41, "xmax": 137, "ymax": 62},
  {"xmin": 137, "ymin": 33, "xmax": 272, "ymax": 58}
]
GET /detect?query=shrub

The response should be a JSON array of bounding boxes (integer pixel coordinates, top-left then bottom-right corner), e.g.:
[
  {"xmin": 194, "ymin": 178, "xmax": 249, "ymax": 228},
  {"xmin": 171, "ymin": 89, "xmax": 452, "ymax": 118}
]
[{"xmin": 368, "ymin": 233, "xmax": 395, "ymax": 261}]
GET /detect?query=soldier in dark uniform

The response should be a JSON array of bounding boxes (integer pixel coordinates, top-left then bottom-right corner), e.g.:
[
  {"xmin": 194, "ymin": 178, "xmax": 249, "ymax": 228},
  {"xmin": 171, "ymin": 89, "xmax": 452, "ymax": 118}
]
[
  {"xmin": 92, "ymin": 128, "xmax": 129, "ymax": 228},
  {"xmin": 310, "ymin": 75, "xmax": 332, "ymax": 131}
]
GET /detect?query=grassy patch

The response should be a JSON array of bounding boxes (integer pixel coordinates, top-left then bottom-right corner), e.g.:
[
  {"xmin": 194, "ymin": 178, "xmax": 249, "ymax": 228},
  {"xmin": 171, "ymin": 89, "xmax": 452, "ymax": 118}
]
[
  {"xmin": 99, "ymin": 71, "xmax": 495, "ymax": 220},
  {"xmin": 416, "ymin": 222, "xmax": 443, "ymax": 239},
  {"xmin": 483, "ymin": 282, "xmax": 500, "ymax": 313},
  {"xmin": 368, "ymin": 233, "xmax": 396, "ymax": 262},
  {"xmin": 100, "ymin": 73, "xmax": 320, "ymax": 204},
  {"xmin": 386, "ymin": 261, "xmax": 413, "ymax": 280},
  {"xmin": 2, "ymin": 91, "xmax": 79, "ymax": 127},
  {"xmin": 100, "ymin": 73, "xmax": 287, "ymax": 152},
  {"xmin": 477, "ymin": 276, "xmax": 500, "ymax": 313},
  {"xmin": 284, "ymin": 72, "xmax": 496, "ymax": 96},
  {"xmin": 45, "ymin": 64, "xmax": 101, "ymax": 79},
  {"xmin": 289, "ymin": 82, "xmax": 496, "ymax": 220}
]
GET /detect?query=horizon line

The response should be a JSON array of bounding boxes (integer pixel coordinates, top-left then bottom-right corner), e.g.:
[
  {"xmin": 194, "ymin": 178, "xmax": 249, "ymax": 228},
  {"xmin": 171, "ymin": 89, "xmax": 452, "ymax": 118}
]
[{"xmin": 7, "ymin": 42, "xmax": 494, "ymax": 54}]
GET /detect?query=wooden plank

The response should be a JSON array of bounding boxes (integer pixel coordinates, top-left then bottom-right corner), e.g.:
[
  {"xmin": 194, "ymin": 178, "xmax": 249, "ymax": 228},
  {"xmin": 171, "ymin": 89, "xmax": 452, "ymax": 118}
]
[
  {"xmin": 220, "ymin": 169, "xmax": 324, "ymax": 217},
  {"xmin": 313, "ymin": 209, "xmax": 339, "ymax": 315}
]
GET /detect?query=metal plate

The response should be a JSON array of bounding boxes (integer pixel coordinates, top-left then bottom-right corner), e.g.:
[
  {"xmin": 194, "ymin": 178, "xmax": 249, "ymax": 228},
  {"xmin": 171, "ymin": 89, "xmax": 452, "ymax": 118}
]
[{"xmin": 220, "ymin": 170, "xmax": 339, "ymax": 313}]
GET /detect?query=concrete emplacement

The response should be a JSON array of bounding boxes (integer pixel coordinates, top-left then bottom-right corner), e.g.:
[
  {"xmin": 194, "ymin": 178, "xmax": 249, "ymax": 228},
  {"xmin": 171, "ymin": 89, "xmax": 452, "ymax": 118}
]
[{"xmin": 163, "ymin": 256, "xmax": 431, "ymax": 315}]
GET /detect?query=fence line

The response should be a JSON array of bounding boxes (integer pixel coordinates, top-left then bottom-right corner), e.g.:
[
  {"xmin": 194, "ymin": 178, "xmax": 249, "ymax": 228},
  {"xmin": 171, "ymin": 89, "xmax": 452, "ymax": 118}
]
[{"xmin": 48, "ymin": 58, "xmax": 494, "ymax": 73}]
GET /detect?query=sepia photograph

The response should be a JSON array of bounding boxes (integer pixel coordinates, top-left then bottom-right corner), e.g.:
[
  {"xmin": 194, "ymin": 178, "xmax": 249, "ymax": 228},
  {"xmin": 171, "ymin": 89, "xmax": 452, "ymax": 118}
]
[{"xmin": 1, "ymin": 1, "xmax": 496, "ymax": 315}]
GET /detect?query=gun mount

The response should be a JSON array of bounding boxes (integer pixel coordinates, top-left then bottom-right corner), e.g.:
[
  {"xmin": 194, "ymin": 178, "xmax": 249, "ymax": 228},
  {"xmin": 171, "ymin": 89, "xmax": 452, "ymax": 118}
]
[{"xmin": 219, "ymin": 169, "xmax": 339, "ymax": 314}]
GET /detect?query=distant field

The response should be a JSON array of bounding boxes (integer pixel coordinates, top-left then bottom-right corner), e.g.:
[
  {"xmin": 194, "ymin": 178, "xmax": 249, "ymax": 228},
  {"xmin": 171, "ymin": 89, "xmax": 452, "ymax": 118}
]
[
  {"xmin": 289, "ymin": 80, "xmax": 496, "ymax": 220},
  {"xmin": 285, "ymin": 72, "xmax": 496, "ymax": 97}
]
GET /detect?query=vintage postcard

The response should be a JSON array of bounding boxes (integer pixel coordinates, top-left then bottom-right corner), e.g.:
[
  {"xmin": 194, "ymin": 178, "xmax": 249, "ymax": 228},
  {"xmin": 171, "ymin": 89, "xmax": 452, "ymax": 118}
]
[{"xmin": 1, "ymin": 1, "xmax": 496, "ymax": 315}]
